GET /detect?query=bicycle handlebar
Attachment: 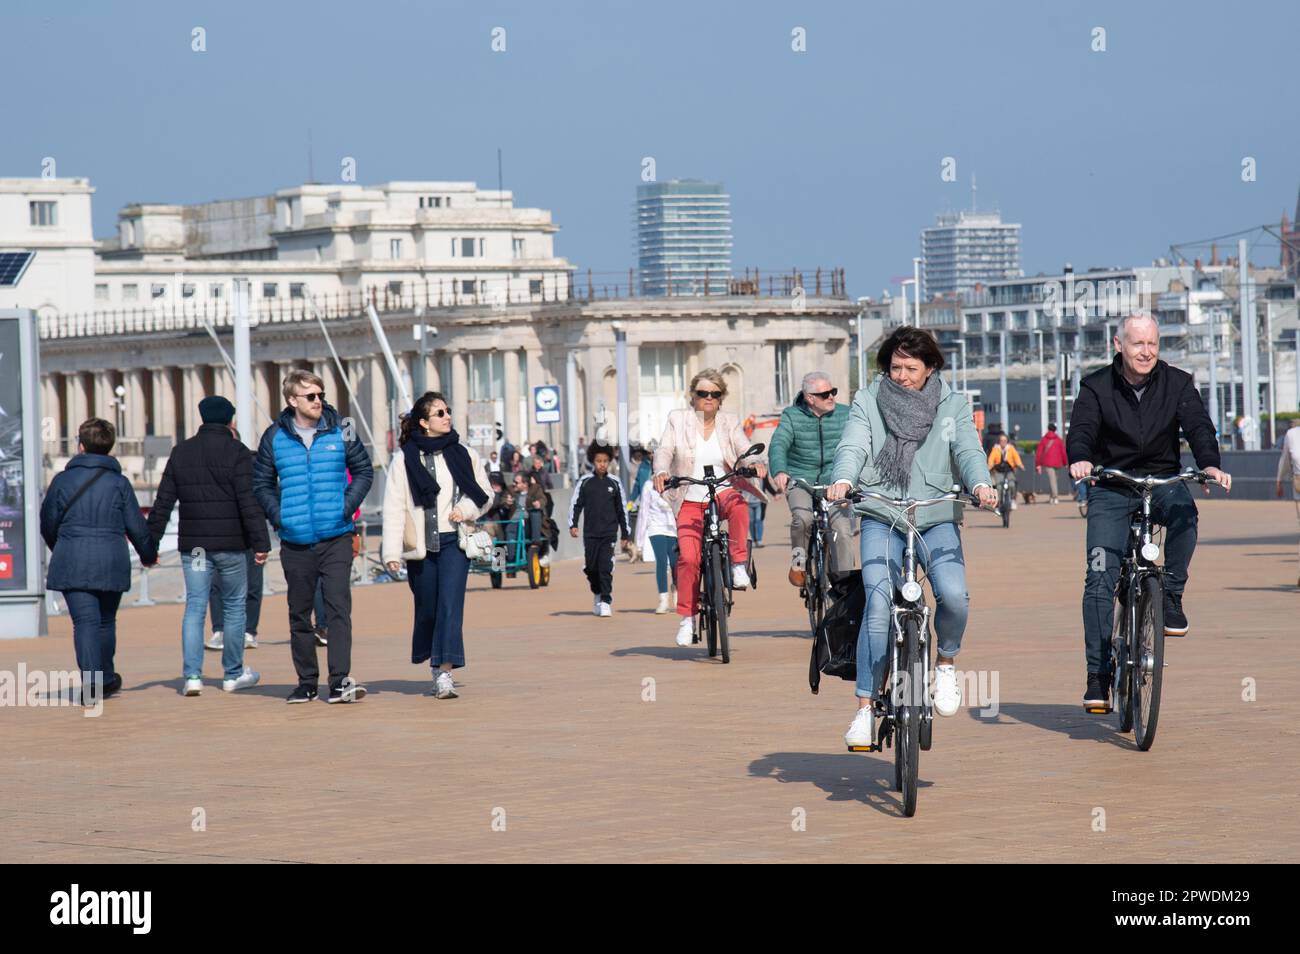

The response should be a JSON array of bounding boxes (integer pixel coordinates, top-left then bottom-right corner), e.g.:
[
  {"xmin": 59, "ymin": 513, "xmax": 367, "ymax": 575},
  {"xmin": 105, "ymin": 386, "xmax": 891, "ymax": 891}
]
[
  {"xmin": 855, "ymin": 489, "xmax": 988, "ymax": 512},
  {"xmin": 1074, "ymin": 467, "xmax": 1215, "ymax": 490},
  {"xmin": 666, "ymin": 468, "xmax": 756, "ymax": 491}
]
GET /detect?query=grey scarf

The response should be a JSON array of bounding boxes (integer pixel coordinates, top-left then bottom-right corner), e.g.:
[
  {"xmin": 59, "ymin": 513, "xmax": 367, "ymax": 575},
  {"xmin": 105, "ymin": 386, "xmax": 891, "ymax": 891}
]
[{"xmin": 873, "ymin": 374, "xmax": 942, "ymax": 493}]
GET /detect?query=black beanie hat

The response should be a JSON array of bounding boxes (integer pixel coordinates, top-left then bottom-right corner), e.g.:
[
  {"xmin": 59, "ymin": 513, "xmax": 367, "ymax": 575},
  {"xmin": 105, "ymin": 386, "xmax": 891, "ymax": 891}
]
[{"xmin": 199, "ymin": 395, "xmax": 236, "ymax": 425}]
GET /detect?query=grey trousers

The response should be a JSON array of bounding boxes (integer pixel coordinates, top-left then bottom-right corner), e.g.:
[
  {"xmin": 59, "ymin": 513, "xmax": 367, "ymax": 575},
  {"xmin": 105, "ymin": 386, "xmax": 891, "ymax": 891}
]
[{"xmin": 786, "ymin": 484, "xmax": 857, "ymax": 576}]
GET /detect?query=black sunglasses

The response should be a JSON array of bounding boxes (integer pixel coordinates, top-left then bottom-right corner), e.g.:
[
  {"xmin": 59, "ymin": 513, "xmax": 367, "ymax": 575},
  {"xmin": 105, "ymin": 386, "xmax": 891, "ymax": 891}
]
[
  {"xmin": 295, "ymin": 391, "xmax": 324, "ymax": 403},
  {"xmin": 428, "ymin": 408, "xmax": 450, "ymax": 418},
  {"xmin": 808, "ymin": 388, "xmax": 838, "ymax": 399},
  {"xmin": 694, "ymin": 389, "xmax": 724, "ymax": 400}
]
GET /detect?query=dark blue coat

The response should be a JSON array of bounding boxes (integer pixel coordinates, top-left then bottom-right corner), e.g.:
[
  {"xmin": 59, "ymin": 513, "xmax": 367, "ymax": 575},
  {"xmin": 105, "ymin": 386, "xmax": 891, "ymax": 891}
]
[{"xmin": 40, "ymin": 454, "xmax": 157, "ymax": 593}]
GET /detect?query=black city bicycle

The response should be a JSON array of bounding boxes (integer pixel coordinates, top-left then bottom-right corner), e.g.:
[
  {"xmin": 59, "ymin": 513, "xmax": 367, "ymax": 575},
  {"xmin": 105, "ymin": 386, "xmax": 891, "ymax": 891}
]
[
  {"xmin": 666, "ymin": 443, "xmax": 764, "ymax": 664},
  {"xmin": 791, "ymin": 477, "xmax": 839, "ymax": 636},
  {"xmin": 996, "ymin": 475, "xmax": 1013, "ymax": 528},
  {"xmin": 1075, "ymin": 467, "xmax": 1215, "ymax": 751},
  {"xmin": 850, "ymin": 487, "xmax": 988, "ymax": 817}
]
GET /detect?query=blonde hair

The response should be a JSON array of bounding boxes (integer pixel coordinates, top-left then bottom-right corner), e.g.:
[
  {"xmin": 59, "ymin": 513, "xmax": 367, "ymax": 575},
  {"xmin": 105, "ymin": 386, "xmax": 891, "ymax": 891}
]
[
  {"xmin": 282, "ymin": 369, "xmax": 324, "ymax": 403},
  {"xmin": 688, "ymin": 368, "xmax": 727, "ymax": 403}
]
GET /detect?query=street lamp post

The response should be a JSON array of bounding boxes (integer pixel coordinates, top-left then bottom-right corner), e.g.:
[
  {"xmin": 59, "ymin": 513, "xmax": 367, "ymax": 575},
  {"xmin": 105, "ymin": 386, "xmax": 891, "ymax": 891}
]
[
  {"xmin": 113, "ymin": 384, "xmax": 126, "ymax": 439},
  {"xmin": 1033, "ymin": 329, "xmax": 1047, "ymax": 437},
  {"xmin": 611, "ymin": 321, "xmax": 630, "ymax": 495}
]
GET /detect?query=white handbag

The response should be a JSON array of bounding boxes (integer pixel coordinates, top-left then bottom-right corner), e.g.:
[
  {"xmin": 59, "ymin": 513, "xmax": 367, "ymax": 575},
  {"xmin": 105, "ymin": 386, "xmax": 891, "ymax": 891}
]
[{"xmin": 454, "ymin": 486, "xmax": 493, "ymax": 560}]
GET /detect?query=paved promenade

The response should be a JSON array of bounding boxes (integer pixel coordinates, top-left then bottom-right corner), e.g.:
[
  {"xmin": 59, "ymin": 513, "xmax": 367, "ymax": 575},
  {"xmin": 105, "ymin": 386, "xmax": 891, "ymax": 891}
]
[{"xmin": 2, "ymin": 499, "xmax": 1296, "ymax": 863}]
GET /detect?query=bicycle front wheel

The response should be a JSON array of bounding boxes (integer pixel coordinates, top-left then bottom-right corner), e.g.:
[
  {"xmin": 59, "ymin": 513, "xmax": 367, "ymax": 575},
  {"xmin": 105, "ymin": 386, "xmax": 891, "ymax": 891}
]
[
  {"xmin": 711, "ymin": 546, "xmax": 731, "ymax": 664},
  {"xmin": 1133, "ymin": 574, "xmax": 1166, "ymax": 751},
  {"xmin": 894, "ymin": 616, "xmax": 922, "ymax": 817},
  {"xmin": 805, "ymin": 537, "xmax": 824, "ymax": 635},
  {"xmin": 1113, "ymin": 584, "xmax": 1134, "ymax": 733},
  {"xmin": 702, "ymin": 552, "xmax": 718, "ymax": 657}
]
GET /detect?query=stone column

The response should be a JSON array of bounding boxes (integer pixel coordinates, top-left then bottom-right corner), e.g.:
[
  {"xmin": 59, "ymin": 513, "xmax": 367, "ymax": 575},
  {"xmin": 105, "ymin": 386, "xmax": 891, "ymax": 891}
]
[
  {"xmin": 181, "ymin": 366, "xmax": 202, "ymax": 436},
  {"xmin": 40, "ymin": 375, "xmax": 58, "ymax": 442},
  {"xmin": 451, "ymin": 351, "xmax": 469, "ymax": 435},
  {"xmin": 502, "ymin": 348, "xmax": 521, "ymax": 447},
  {"xmin": 125, "ymin": 368, "xmax": 147, "ymax": 437},
  {"xmin": 66, "ymin": 372, "xmax": 88, "ymax": 445},
  {"xmin": 152, "ymin": 368, "xmax": 177, "ymax": 441},
  {"xmin": 213, "ymin": 362, "xmax": 234, "ymax": 398}
]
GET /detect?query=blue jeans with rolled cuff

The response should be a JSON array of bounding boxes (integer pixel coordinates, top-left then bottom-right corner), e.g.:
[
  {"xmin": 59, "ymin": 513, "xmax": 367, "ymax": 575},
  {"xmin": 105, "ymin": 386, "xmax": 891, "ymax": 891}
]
[{"xmin": 856, "ymin": 519, "xmax": 969, "ymax": 700}]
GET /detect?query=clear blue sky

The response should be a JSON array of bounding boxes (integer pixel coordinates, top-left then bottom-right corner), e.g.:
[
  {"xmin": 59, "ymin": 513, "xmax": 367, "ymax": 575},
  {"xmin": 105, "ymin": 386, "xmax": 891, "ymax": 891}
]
[{"xmin": 9, "ymin": 0, "xmax": 1299, "ymax": 298}]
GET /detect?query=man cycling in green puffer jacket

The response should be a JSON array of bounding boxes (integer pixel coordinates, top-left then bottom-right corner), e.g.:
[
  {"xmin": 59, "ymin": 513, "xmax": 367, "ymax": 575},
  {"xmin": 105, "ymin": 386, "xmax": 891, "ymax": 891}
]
[{"xmin": 770, "ymin": 371, "xmax": 856, "ymax": 587}]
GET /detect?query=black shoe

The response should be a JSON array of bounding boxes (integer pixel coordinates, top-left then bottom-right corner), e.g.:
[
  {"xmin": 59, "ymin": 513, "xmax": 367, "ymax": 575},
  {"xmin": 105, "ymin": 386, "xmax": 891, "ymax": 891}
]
[
  {"xmin": 286, "ymin": 685, "xmax": 318, "ymax": 704},
  {"xmin": 1083, "ymin": 673, "xmax": 1110, "ymax": 712},
  {"xmin": 326, "ymin": 677, "xmax": 367, "ymax": 704},
  {"xmin": 103, "ymin": 673, "xmax": 122, "ymax": 698},
  {"xmin": 1163, "ymin": 592, "xmax": 1188, "ymax": 636}
]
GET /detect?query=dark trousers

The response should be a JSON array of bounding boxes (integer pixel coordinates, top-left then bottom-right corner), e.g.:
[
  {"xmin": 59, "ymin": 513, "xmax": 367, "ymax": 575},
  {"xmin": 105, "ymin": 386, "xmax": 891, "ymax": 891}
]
[
  {"xmin": 1082, "ymin": 481, "xmax": 1198, "ymax": 675},
  {"xmin": 281, "ymin": 532, "xmax": 353, "ymax": 690},
  {"xmin": 406, "ymin": 533, "xmax": 469, "ymax": 669},
  {"xmin": 583, "ymin": 535, "xmax": 616, "ymax": 603},
  {"xmin": 64, "ymin": 589, "xmax": 123, "ymax": 680},
  {"xmin": 209, "ymin": 549, "xmax": 264, "ymax": 635}
]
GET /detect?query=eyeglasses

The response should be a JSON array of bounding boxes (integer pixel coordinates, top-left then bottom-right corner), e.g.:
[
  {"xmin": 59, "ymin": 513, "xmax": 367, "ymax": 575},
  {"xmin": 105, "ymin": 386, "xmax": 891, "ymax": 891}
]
[
  {"xmin": 694, "ymin": 389, "xmax": 724, "ymax": 400},
  {"xmin": 429, "ymin": 408, "xmax": 450, "ymax": 418},
  {"xmin": 808, "ymin": 388, "xmax": 838, "ymax": 399},
  {"xmin": 294, "ymin": 392, "xmax": 324, "ymax": 403}
]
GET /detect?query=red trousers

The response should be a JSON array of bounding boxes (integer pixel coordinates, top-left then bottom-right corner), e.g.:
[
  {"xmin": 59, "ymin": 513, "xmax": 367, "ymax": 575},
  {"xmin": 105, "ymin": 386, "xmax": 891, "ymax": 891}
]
[{"xmin": 675, "ymin": 490, "xmax": 749, "ymax": 616}]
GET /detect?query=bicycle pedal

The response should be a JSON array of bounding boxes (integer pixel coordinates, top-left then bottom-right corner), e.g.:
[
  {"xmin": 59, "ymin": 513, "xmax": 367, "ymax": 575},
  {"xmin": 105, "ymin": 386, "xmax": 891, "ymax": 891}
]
[
  {"xmin": 846, "ymin": 744, "xmax": 878, "ymax": 753},
  {"xmin": 1083, "ymin": 703, "xmax": 1112, "ymax": 715}
]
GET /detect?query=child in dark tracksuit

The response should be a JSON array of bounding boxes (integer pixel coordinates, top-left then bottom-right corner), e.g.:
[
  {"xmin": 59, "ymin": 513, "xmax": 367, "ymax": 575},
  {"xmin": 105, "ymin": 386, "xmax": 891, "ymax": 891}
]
[{"xmin": 568, "ymin": 443, "xmax": 630, "ymax": 617}]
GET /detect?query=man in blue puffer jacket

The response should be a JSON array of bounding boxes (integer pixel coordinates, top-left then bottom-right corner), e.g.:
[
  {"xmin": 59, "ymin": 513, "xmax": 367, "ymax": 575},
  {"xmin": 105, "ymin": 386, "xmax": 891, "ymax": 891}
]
[{"xmin": 254, "ymin": 369, "xmax": 373, "ymax": 704}]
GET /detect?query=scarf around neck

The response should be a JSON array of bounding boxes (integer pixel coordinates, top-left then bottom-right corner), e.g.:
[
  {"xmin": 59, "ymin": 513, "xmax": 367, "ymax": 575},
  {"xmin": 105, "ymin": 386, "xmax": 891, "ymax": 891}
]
[
  {"xmin": 873, "ymin": 373, "xmax": 943, "ymax": 493},
  {"xmin": 402, "ymin": 429, "xmax": 489, "ymax": 512}
]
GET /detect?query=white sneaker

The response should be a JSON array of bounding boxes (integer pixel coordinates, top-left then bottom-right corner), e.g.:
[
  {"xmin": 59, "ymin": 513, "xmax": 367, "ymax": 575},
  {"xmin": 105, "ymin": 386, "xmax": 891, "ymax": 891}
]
[
  {"xmin": 934, "ymin": 664, "xmax": 961, "ymax": 716},
  {"xmin": 731, "ymin": 565, "xmax": 751, "ymax": 590},
  {"xmin": 183, "ymin": 678, "xmax": 202, "ymax": 696},
  {"xmin": 593, "ymin": 596, "xmax": 601, "ymax": 616},
  {"xmin": 244, "ymin": 632, "xmax": 257, "ymax": 649},
  {"xmin": 222, "ymin": 668, "xmax": 261, "ymax": 692},
  {"xmin": 205, "ymin": 631, "xmax": 223, "ymax": 651},
  {"xmin": 655, "ymin": 593, "xmax": 670, "ymax": 614},
  {"xmin": 598, "ymin": 602, "xmax": 612, "ymax": 617},
  {"xmin": 675, "ymin": 616, "xmax": 694, "ymax": 646},
  {"xmin": 845, "ymin": 706, "xmax": 875, "ymax": 750},
  {"xmin": 434, "ymin": 670, "xmax": 458, "ymax": 699}
]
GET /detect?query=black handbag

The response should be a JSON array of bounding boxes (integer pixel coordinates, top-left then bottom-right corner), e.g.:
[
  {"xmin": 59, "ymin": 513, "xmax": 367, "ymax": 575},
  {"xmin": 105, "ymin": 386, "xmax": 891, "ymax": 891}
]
[{"xmin": 809, "ymin": 572, "xmax": 866, "ymax": 694}]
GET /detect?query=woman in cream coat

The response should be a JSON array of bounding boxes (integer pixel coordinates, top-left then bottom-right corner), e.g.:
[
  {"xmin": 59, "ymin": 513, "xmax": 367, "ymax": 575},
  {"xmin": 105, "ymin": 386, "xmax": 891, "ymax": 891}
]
[
  {"xmin": 652, "ymin": 368, "xmax": 767, "ymax": 647},
  {"xmin": 382, "ymin": 391, "xmax": 492, "ymax": 698}
]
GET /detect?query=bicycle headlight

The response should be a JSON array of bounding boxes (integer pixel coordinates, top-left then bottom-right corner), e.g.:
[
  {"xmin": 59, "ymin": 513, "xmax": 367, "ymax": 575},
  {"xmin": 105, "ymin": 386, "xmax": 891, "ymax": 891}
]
[
  {"xmin": 1141, "ymin": 542, "xmax": 1161, "ymax": 562},
  {"xmin": 901, "ymin": 580, "xmax": 923, "ymax": 603}
]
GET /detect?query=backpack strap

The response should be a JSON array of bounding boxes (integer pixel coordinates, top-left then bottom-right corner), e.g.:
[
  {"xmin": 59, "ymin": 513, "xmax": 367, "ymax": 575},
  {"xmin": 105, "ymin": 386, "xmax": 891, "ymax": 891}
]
[{"xmin": 52, "ymin": 468, "xmax": 110, "ymax": 538}]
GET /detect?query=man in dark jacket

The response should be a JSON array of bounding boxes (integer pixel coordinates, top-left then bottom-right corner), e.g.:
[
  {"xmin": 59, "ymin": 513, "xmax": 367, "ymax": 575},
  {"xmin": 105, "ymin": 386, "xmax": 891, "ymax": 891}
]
[
  {"xmin": 769, "ymin": 371, "xmax": 853, "ymax": 586},
  {"xmin": 148, "ymin": 396, "xmax": 270, "ymax": 696},
  {"xmin": 254, "ymin": 369, "xmax": 373, "ymax": 704},
  {"xmin": 568, "ymin": 442, "xmax": 630, "ymax": 616},
  {"xmin": 1067, "ymin": 312, "xmax": 1232, "ymax": 711}
]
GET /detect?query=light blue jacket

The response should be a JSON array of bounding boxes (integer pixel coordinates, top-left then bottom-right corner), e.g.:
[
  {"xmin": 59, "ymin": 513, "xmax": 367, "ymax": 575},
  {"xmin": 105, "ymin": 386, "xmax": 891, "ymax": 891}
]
[{"xmin": 832, "ymin": 376, "xmax": 992, "ymax": 530}]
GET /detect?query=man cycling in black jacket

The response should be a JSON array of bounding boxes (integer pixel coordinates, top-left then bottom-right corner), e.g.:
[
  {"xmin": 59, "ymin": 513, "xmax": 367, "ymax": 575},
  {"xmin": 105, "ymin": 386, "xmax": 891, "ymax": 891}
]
[{"xmin": 1067, "ymin": 312, "xmax": 1231, "ymax": 712}]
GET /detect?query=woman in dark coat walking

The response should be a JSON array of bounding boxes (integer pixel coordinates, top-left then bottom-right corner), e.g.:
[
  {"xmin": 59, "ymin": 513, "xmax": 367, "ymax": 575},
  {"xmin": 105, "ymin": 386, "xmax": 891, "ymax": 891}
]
[{"xmin": 40, "ymin": 418, "xmax": 157, "ymax": 700}]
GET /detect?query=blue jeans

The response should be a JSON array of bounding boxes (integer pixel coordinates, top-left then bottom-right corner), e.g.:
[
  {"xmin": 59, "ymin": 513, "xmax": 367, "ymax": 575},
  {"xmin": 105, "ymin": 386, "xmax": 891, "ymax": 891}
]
[
  {"xmin": 748, "ymin": 500, "xmax": 764, "ymax": 543},
  {"xmin": 209, "ymin": 549, "xmax": 264, "ymax": 635},
  {"xmin": 182, "ymin": 551, "xmax": 248, "ymax": 680},
  {"xmin": 1081, "ymin": 481, "xmax": 1197, "ymax": 675},
  {"xmin": 63, "ymin": 589, "xmax": 123, "ymax": 681},
  {"xmin": 856, "ymin": 519, "xmax": 970, "ymax": 699},
  {"xmin": 406, "ymin": 533, "xmax": 470, "ymax": 669},
  {"xmin": 649, "ymin": 534, "xmax": 679, "ymax": 594}
]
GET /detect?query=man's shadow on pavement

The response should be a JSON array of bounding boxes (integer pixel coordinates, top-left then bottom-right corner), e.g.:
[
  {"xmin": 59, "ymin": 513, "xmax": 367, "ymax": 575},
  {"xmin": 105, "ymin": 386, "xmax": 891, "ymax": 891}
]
[
  {"xmin": 966, "ymin": 702, "xmax": 1135, "ymax": 748},
  {"xmin": 609, "ymin": 646, "xmax": 720, "ymax": 663},
  {"xmin": 748, "ymin": 751, "xmax": 925, "ymax": 817}
]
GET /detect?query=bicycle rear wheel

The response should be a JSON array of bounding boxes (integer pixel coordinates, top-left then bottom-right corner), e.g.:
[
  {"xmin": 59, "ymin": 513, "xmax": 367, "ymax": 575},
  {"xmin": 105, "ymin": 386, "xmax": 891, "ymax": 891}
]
[
  {"xmin": 1133, "ymin": 575, "xmax": 1166, "ymax": 751},
  {"xmin": 893, "ymin": 616, "xmax": 922, "ymax": 817},
  {"xmin": 1001, "ymin": 484, "xmax": 1011, "ymax": 528},
  {"xmin": 711, "ymin": 547, "xmax": 731, "ymax": 663}
]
